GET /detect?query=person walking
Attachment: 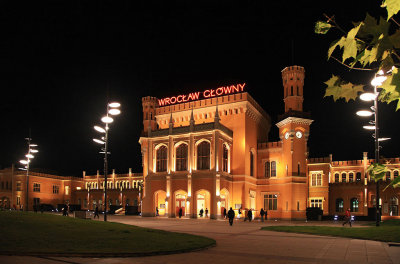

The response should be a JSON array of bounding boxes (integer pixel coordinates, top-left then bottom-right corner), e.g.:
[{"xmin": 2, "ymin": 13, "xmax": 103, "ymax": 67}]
[
  {"xmin": 223, "ymin": 208, "xmax": 227, "ymax": 219},
  {"xmin": 94, "ymin": 205, "xmax": 100, "ymax": 219},
  {"xmin": 260, "ymin": 208, "xmax": 265, "ymax": 222},
  {"xmin": 199, "ymin": 208, "xmax": 204, "ymax": 217},
  {"xmin": 265, "ymin": 209, "xmax": 268, "ymax": 221},
  {"xmin": 205, "ymin": 208, "xmax": 208, "ymax": 217},
  {"xmin": 238, "ymin": 208, "xmax": 242, "ymax": 219},
  {"xmin": 247, "ymin": 209, "xmax": 253, "ymax": 222},
  {"xmin": 342, "ymin": 208, "xmax": 352, "ymax": 227},
  {"xmin": 227, "ymin": 207, "xmax": 235, "ymax": 226},
  {"xmin": 156, "ymin": 207, "xmax": 159, "ymax": 216}
]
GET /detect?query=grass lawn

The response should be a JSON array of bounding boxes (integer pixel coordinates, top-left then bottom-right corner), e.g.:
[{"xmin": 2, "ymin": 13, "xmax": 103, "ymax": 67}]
[
  {"xmin": 261, "ymin": 220, "xmax": 400, "ymax": 243},
  {"xmin": 0, "ymin": 211, "xmax": 215, "ymax": 255}
]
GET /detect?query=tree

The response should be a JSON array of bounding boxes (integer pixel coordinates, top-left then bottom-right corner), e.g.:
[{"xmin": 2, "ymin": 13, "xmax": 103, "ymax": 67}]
[
  {"xmin": 315, "ymin": 1, "xmax": 400, "ymax": 109},
  {"xmin": 315, "ymin": 1, "xmax": 400, "ymax": 189}
]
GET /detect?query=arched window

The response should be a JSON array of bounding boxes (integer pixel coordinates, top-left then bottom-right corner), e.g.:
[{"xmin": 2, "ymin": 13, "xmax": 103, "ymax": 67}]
[
  {"xmin": 197, "ymin": 141, "xmax": 210, "ymax": 170},
  {"xmin": 271, "ymin": 161, "xmax": 277, "ymax": 177},
  {"xmin": 176, "ymin": 144, "xmax": 188, "ymax": 171},
  {"xmin": 222, "ymin": 144, "xmax": 229, "ymax": 172},
  {"xmin": 250, "ymin": 151, "xmax": 254, "ymax": 176},
  {"xmin": 394, "ymin": 171, "xmax": 399, "ymax": 178},
  {"xmin": 265, "ymin": 162, "xmax": 270, "ymax": 178},
  {"xmin": 350, "ymin": 198, "xmax": 359, "ymax": 212},
  {"xmin": 156, "ymin": 146, "xmax": 167, "ymax": 172},
  {"xmin": 335, "ymin": 173, "xmax": 340, "ymax": 183},
  {"xmin": 356, "ymin": 172, "xmax": 361, "ymax": 182},
  {"xmin": 386, "ymin": 171, "xmax": 391, "ymax": 181},
  {"xmin": 341, "ymin": 173, "xmax": 347, "ymax": 183},
  {"xmin": 349, "ymin": 173, "xmax": 354, "ymax": 183},
  {"xmin": 335, "ymin": 198, "xmax": 344, "ymax": 212}
]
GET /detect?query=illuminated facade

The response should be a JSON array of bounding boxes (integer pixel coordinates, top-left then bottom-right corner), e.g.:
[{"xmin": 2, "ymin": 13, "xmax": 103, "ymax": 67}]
[{"xmin": 139, "ymin": 65, "xmax": 400, "ymax": 219}]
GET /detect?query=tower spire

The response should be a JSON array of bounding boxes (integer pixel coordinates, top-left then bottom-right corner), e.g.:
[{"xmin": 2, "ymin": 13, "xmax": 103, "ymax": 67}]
[{"xmin": 214, "ymin": 98, "xmax": 220, "ymax": 124}]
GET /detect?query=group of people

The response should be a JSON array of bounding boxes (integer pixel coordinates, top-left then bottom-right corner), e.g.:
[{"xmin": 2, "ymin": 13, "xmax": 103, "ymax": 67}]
[{"xmin": 224, "ymin": 207, "xmax": 268, "ymax": 226}]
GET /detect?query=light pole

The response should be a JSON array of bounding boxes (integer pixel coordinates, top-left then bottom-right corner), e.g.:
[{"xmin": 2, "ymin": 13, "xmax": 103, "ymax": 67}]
[
  {"xmin": 19, "ymin": 138, "xmax": 39, "ymax": 211},
  {"xmin": 356, "ymin": 71, "xmax": 389, "ymax": 227},
  {"xmin": 93, "ymin": 102, "xmax": 121, "ymax": 221}
]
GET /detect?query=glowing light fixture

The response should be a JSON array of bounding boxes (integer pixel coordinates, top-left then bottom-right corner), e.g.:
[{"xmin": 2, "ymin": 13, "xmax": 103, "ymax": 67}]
[
  {"xmin": 19, "ymin": 160, "xmax": 29, "ymax": 165},
  {"xmin": 25, "ymin": 154, "xmax": 34, "ymax": 159},
  {"xmin": 378, "ymin": 137, "xmax": 391, "ymax": 141},
  {"xmin": 30, "ymin": 149, "xmax": 38, "ymax": 153},
  {"xmin": 108, "ymin": 102, "xmax": 121, "ymax": 108},
  {"xmin": 30, "ymin": 144, "xmax": 38, "ymax": 147},
  {"xmin": 356, "ymin": 110, "xmax": 374, "ymax": 117},
  {"xmin": 93, "ymin": 138, "xmax": 105, "ymax": 144},
  {"xmin": 101, "ymin": 116, "xmax": 113, "ymax": 124},
  {"xmin": 363, "ymin": 125, "xmax": 375, "ymax": 130},
  {"xmin": 94, "ymin": 125, "xmax": 106, "ymax": 133},
  {"xmin": 108, "ymin": 108, "xmax": 121, "ymax": 115},
  {"xmin": 360, "ymin": 92, "xmax": 377, "ymax": 102},
  {"xmin": 371, "ymin": 76, "xmax": 387, "ymax": 86}
]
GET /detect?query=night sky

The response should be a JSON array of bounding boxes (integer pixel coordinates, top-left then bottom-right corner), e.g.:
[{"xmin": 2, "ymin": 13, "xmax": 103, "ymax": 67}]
[{"xmin": 1, "ymin": 1, "xmax": 400, "ymax": 176}]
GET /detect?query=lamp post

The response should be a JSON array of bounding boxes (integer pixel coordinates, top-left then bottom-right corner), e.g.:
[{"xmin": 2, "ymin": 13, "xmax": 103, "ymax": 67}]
[
  {"xmin": 356, "ymin": 71, "xmax": 388, "ymax": 227},
  {"xmin": 19, "ymin": 138, "xmax": 39, "ymax": 211},
  {"xmin": 93, "ymin": 102, "xmax": 121, "ymax": 221}
]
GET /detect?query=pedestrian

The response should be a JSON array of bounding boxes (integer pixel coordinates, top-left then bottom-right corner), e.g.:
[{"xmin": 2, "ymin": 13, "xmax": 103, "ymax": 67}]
[
  {"xmin": 199, "ymin": 208, "xmax": 204, "ymax": 217},
  {"xmin": 342, "ymin": 208, "xmax": 352, "ymax": 227},
  {"xmin": 247, "ymin": 209, "xmax": 253, "ymax": 222},
  {"xmin": 179, "ymin": 208, "xmax": 183, "ymax": 218},
  {"xmin": 156, "ymin": 207, "xmax": 159, "ymax": 216},
  {"xmin": 223, "ymin": 208, "xmax": 227, "ymax": 219},
  {"xmin": 94, "ymin": 205, "xmax": 99, "ymax": 219},
  {"xmin": 265, "ymin": 209, "xmax": 268, "ymax": 220},
  {"xmin": 238, "ymin": 208, "xmax": 241, "ymax": 219},
  {"xmin": 260, "ymin": 208, "xmax": 265, "ymax": 222},
  {"xmin": 227, "ymin": 207, "xmax": 235, "ymax": 226},
  {"xmin": 205, "ymin": 208, "xmax": 208, "ymax": 217}
]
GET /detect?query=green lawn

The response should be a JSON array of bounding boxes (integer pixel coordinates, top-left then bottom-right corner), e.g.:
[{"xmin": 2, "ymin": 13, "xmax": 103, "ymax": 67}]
[
  {"xmin": 261, "ymin": 220, "xmax": 400, "ymax": 242},
  {"xmin": 0, "ymin": 211, "xmax": 215, "ymax": 255}
]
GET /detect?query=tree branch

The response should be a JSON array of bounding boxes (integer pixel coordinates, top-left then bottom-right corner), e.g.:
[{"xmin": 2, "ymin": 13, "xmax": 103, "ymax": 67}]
[
  {"xmin": 329, "ymin": 56, "xmax": 375, "ymax": 71},
  {"xmin": 391, "ymin": 17, "xmax": 400, "ymax": 27}
]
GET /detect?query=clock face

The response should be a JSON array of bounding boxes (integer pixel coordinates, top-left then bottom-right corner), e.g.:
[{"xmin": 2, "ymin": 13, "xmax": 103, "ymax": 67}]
[
  {"xmin": 284, "ymin": 132, "xmax": 289, "ymax": 139},
  {"xmin": 296, "ymin": 131, "xmax": 303, "ymax": 139}
]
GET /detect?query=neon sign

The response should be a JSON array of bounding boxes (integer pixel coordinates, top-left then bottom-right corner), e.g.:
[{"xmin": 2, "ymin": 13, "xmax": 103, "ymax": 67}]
[{"xmin": 158, "ymin": 83, "xmax": 246, "ymax": 106}]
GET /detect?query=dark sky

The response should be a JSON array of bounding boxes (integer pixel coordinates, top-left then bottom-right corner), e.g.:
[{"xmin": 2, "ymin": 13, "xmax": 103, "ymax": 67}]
[{"xmin": 1, "ymin": 1, "xmax": 399, "ymax": 176}]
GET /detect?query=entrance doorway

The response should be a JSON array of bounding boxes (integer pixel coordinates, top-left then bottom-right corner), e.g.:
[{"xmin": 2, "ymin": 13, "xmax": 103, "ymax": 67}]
[
  {"xmin": 175, "ymin": 194, "xmax": 186, "ymax": 217},
  {"xmin": 220, "ymin": 188, "xmax": 229, "ymax": 216},
  {"xmin": 196, "ymin": 190, "xmax": 210, "ymax": 218},
  {"xmin": 390, "ymin": 197, "xmax": 398, "ymax": 216},
  {"xmin": 154, "ymin": 190, "xmax": 167, "ymax": 216}
]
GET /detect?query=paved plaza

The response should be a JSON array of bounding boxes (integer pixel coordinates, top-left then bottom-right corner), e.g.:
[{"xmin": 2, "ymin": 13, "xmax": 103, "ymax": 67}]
[{"xmin": 1, "ymin": 216, "xmax": 399, "ymax": 264}]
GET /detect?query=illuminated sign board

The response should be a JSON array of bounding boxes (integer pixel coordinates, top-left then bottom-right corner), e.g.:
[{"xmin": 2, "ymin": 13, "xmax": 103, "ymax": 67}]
[{"xmin": 158, "ymin": 83, "xmax": 246, "ymax": 106}]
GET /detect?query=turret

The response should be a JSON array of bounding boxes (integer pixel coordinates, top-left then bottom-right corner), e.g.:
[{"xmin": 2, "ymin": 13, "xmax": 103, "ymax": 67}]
[
  {"xmin": 281, "ymin": 66, "xmax": 305, "ymax": 112},
  {"xmin": 142, "ymin": 96, "xmax": 158, "ymax": 132}
]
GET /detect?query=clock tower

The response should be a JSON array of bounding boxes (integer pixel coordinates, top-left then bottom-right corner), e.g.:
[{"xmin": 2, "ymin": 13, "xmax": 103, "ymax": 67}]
[{"xmin": 276, "ymin": 66, "xmax": 313, "ymax": 219}]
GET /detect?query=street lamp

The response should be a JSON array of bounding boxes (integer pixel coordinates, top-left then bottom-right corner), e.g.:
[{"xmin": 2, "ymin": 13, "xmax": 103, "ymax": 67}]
[
  {"xmin": 356, "ymin": 72, "xmax": 388, "ymax": 227},
  {"xmin": 93, "ymin": 102, "xmax": 121, "ymax": 221},
  {"xmin": 19, "ymin": 137, "xmax": 39, "ymax": 211}
]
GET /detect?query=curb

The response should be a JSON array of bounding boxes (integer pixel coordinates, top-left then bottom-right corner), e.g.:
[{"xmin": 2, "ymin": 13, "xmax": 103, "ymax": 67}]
[{"xmin": 0, "ymin": 242, "xmax": 216, "ymax": 258}]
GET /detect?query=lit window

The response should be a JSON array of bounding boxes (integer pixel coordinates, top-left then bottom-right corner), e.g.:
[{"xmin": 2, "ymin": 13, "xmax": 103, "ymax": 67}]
[
  {"xmin": 271, "ymin": 161, "xmax": 276, "ymax": 177},
  {"xmin": 222, "ymin": 144, "xmax": 229, "ymax": 172},
  {"xmin": 342, "ymin": 173, "xmax": 347, "ymax": 182},
  {"xmin": 349, "ymin": 173, "xmax": 354, "ymax": 183},
  {"xmin": 33, "ymin": 183, "xmax": 40, "ymax": 192},
  {"xmin": 156, "ymin": 146, "xmax": 168, "ymax": 172},
  {"xmin": 335, "ymin": 198, "xmax": 344, "ymax": 212},
  {"xmin": 334, "ymin": 173, "xmax": 339, "ymax": 183},
  {"xmin": 310, "ymin": 198, "xmax": 323, "ymax": 209},
  {"xmin": 311, "ymin": 173, "xmax": 322, "ymax": 186},
  {"xmin": 356, "ymin": 172, "xmax": 362, "ymax": 182},
  {"xmin": 176, "ymin": 144, "xmax": 188, "ymax": 171},
  {"xmin": 265, "ymin": 162, "xmax": 270, "ymax": 178},
  {"xmin": 350, "ymin": 198, "xmax": 359, "ymax": 212},
  {"xmin": 197, "ymin": 141, "xmax": 210, "ymax": 170},
  {"xmin": 264, "ymin": 194, "xmax": 278, "ymax": 210}
]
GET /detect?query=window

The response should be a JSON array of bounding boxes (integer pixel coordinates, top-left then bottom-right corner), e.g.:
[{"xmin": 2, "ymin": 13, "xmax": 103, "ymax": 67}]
[
  {"xmin": 335, "ymin": 173, "xmax": 339, "ymax": 183},
  {"xmin": 53, "ymin": 185, "xmax": 59, "ymax": 194},
  {"xmin": 264, "ymin": 194, "xmax": 278, "ymax": 210},
  {"xmin": 222, "ymin": 144, "xmax": 229, "ymax": 172},
  {"xmin": 350, "ymin": 198, "xmax": 359, "ymax": 212},
  {"xmin": 16, "ymin": 196, "xmax": 21, "ymax": 206},
  {"xmin": 311, "ymin": 173, "xmax": 322, "ymax": 186},
  {"xmin": 341, "ymin": 173, "xmax": 347, "ymax": 182},
  {"xmin": 33, "ymin": 183, "xmax": 40, "ymax": 192},
  {"xmin": 349, "ymin": 173, "xmax": 354, "ymax": 183},
  {"xmin": 271, "ymin": 161, "xmax": 277, "ymax": 177},
  {"xmin": 386, "ymin": 171, "xmax": 391, "ymax": 181},
  {"xmin": 356, "ymin": 172, "xmax": 362, "ymax": 182},
  {"xmin": 394, "ymin": 171, "xmax": 399, "ymax": 178},
  {"xmin": 176, "ymin": 144, "xmax": 188, "ymax": 171},
  {"xmin": 65, "ymin": 186, "xmax": 69, "ymax": 195},
  {"xmin": 33, "ymin": 198, "xmax": 40, "ymax": 206},
  {"xmin": 310, "ymin": 198, "xmax": 323, "ymax": 209},
  {"xmin": 16, "ymin": 181, "xmax": 22, "ymax": 191},
  {"xmin": 156, "ymin": 146, "xmax": 168, "ymax": 172},
  {"xmin": 197, "ymin": 141, "xmax": 210, "ymax": 170},
  {"xmin": 335, "ymin": 198, "xmax": 344, "ymax": 212},
  {"xmin": 265, "ymin": 162, "xmax": 270, "ymax": 178},
  {"xmin": 250, "ymin": 151, "xmax": 254, "ymax": 176}
]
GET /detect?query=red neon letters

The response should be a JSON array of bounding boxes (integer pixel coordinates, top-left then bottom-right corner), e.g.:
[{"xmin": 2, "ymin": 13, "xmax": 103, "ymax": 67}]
[{"xmin": 158, "ymin": 83, "xmax": 245, "ymax": 106}]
